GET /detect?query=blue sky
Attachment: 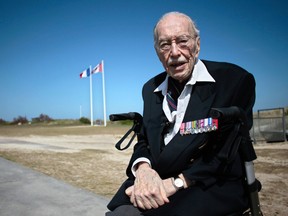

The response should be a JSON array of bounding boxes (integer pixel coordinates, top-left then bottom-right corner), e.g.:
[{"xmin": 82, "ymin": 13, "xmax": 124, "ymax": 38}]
[{"xmin": 1, "ymin": 0, "xmax": 287, "ymax": 121}]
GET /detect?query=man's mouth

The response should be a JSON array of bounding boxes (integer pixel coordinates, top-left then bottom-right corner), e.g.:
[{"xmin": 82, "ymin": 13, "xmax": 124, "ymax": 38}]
[{"xmin": 169, "ymin": 62, "xmax": 186, "ymax": 68}]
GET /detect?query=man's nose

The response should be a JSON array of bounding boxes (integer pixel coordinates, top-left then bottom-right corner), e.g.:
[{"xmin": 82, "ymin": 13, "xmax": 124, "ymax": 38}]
[{"xmin": 170, "ymin": 42, "xmax": 181, "ymax": 56}]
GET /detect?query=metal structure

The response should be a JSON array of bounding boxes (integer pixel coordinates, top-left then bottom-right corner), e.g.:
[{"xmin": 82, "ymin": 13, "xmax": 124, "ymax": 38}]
[{"xmin": 251, "ymin": 107, "xmax": 287, "ymax": 143}]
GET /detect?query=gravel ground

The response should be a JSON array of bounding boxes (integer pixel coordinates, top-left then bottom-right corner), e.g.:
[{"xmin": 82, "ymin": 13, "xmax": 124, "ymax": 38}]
[{"xmin": 0, "ymin": 125, "xmax": 287, "ymax": 215}]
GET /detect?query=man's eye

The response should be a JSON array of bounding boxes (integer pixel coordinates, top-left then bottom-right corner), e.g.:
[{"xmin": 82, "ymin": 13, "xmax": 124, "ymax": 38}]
[
  {"xmin": 178, "ymin": 39, "xmax": 188, "ymax": 44},
  {"xmin": 160, "ymin": 43, "xmax": 171, "ymax": 50}
]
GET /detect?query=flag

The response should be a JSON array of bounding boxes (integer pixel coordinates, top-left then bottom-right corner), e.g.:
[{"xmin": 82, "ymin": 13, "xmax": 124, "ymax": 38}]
[
  {"xmin": 80, "ymin": 68, "xmax": 90, "ymax": 78},
  {"xmin": 92, "ymin": 61, "xmax": 103, "ymax": 74}
]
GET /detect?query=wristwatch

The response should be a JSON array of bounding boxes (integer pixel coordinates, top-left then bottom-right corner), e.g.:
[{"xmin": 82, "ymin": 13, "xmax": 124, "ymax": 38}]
[{"xmin": 173, "ymin": 176, "xmax": 184, "ymax": 190}]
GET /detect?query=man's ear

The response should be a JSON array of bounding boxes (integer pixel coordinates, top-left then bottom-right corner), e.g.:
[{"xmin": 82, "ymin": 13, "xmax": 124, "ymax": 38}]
[{"xmin": 195, "ymin": 37, "xmax": 200, "ymax": 57}]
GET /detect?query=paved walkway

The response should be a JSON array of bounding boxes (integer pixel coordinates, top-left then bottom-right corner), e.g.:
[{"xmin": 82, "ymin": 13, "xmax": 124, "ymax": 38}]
[{"xmin": 0, "ymin": 157, "xmax": 109, "ymax": 216}]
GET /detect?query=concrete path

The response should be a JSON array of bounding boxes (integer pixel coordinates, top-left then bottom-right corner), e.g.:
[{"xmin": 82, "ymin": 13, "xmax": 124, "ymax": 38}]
[{"xmin": 0, "ymin": 157, "xmax": 109, "ymax": 216}]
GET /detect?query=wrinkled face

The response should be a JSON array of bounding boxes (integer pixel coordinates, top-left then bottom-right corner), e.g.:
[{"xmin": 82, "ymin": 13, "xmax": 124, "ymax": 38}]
[{"xmin": 154, "ymin": 15, "xmax": 200, "ymax": 83}]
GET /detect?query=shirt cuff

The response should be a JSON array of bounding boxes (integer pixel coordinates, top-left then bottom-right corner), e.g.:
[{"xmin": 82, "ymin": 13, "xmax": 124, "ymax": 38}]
[{"xmin": 131, "ymin": 157, "xmax": 151, "ymax": 177}]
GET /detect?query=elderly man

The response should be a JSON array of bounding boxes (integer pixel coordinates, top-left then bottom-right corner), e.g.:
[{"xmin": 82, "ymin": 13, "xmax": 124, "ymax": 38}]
[{"xmin": 106, "ymin": 11, "xmax": 256, "ymax": 216}]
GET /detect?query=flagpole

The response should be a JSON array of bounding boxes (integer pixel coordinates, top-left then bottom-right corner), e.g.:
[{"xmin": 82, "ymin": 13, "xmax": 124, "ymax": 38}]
[
  {"xmin": 101, "ymin": 60, "xmax": 107, "ymax": 127},
  {"xmin": 89, "ymin": 65, "xmax": 93, "ymax": 126}
]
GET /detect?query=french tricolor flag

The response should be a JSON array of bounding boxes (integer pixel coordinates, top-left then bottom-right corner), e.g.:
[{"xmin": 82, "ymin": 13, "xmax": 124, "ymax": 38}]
[{"xmin": 79, "ymin": 68, "xmax": 91, "ymax": 78}]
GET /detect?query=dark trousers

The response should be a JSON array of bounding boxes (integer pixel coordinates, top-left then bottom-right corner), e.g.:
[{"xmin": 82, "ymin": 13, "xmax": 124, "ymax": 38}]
[
  {"xmin": 105, "ymin": 205, "xmax": 246, "ymax": 216},
  {"xmin": 105, "ymin": 205, "xmax": 143, "ymax": 216}
]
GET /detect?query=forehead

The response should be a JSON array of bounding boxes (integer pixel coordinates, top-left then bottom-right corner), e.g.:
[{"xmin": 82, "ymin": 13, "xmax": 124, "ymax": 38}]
[{"xmin": 156, "ymin": 15, "xmax": 192, "ymax": 39}]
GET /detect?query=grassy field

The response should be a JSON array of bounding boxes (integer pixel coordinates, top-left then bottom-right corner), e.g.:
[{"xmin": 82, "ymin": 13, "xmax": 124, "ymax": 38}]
[
  {"xmin": 0, "ymin": 124, "xmax": 287, "ymax": 215},
  {"xmin": 0, "ymin": 123, "xmax": 131, "ymax": 136}
]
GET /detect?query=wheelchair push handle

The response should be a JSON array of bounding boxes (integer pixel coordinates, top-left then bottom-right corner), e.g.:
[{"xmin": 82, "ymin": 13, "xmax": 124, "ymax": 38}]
[
  {"xmin": 109, "ymin": 112, "xmax": 142, "ymax": 122},
  {"xmin": 109, "ymin": 112, "xmax": 143, "ymax": 151},
  {"xmin": 210, "ymin": 106, "xmax": 241, "ymax": 121},
  {"xmin": 210, "ymin": 106, "xmax": 248, "ymax": 127}
]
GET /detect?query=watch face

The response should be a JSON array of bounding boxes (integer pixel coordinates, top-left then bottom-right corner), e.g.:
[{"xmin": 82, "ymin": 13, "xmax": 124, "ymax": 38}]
[{"xmin": 175, "ymin": 178, "xmax": 184, "ymax": 188}]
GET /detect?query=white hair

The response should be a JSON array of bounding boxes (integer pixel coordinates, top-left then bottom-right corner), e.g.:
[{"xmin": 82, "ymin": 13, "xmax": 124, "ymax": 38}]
[{"xmin": 153, "ymin": 12, "xmax": 200, "ymax": 47}]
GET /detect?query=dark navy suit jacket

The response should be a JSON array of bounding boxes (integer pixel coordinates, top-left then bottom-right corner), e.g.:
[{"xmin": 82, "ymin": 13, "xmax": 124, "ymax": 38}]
[{"xmin": 108, "ymin": 60, "xmax": 256, "ymax": 216}]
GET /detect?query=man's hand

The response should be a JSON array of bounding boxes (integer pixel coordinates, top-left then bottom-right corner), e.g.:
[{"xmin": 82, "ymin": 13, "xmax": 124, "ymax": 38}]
[{"xmin": 125, "ymin": 162, "xmax": 177, "ymax": 210}]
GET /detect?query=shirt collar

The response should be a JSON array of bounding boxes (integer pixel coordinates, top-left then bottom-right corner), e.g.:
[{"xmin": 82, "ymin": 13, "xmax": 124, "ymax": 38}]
[{"xmin": 154, "ymin": 59, "xmax": 215, "ymax": 95}]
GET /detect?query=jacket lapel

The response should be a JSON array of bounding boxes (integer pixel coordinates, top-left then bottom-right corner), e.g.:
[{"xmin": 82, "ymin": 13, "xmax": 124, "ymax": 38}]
[
  {"xmin": 154, "ymin": 82, "xmax": 216, "ymax": 176},
  {"xmin": 145, "ymin": 90, "xmax": 167, "ymax": 160},
  {"xmin": 184, "ymin": 82, "xmax": 216, "ymax": 120}
]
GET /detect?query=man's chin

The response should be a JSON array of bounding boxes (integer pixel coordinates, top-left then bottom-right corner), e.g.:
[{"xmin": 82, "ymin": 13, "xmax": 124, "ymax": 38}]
[
  {"xmin": 169, "ymin": 70, "xmax": 191, "ymax": 82},
  {"xmin": 171, "ymin": 74, "xmax": 185, "ymax": 82}
]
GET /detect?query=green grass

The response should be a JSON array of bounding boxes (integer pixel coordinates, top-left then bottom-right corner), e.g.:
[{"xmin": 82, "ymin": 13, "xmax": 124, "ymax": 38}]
[{"xmin": 0, "ymin": 121, "xmax": 131, "ymax": 137}]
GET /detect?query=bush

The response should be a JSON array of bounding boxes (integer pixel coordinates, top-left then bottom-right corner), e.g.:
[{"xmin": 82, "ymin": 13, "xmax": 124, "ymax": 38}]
[
  {"xmin": 79, "ymin": 117, "xmax": 91, "ymax": 124},
  {"xmin": 39, "ymin": 114, "xmax": 53, "ymax": 122},
  {"xmin": 12, "ymin": 116, "xmax": 28, "ymax": 125},
  {"xmin": 32, "ymin": 114, "xmax": 53, "ymax": 123},
  {"xmin": 0, "ymin": 118, "xmax": 7, "ymax": 125}
]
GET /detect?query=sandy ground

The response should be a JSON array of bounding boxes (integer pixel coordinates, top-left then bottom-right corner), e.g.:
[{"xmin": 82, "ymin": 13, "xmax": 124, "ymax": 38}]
[{"xmin": 0, "ymin": 126, "xmax": 287, "ymax": 215}]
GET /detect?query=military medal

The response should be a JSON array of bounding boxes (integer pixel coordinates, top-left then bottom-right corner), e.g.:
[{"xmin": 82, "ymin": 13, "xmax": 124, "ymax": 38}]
[
  {"xmin": 180, "ymin": 123, "xmax": 185, "ymax": 135},
  {"xmin": 180, "ymin": 117, "xmax": 218, "ymax": 136},
  {"xmin": 212, "ymin": 118, "xmax": 218, "ymax": 130},
  {"xmin": 194, "ymin": 120, "xmax": 199, "ymax": 134},
  {"xmin": 204, "ymin": 118, "xmax": 209, "ymax": 132},
  {"xmin": 185, "ymin": 121, "xmax": 192, "ymax": 134}
]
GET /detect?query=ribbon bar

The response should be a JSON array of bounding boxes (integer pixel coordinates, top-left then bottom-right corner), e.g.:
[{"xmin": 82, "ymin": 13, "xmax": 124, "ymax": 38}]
[{"xmin": 180, "ymin": 118, "xmax": 218, "ymax": 136}]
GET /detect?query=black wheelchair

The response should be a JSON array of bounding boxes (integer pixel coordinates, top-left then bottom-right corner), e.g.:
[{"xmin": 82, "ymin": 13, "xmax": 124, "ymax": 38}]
[{"xmin": 110, "ymin": 106, "xmax": 263, "ymax": 216}]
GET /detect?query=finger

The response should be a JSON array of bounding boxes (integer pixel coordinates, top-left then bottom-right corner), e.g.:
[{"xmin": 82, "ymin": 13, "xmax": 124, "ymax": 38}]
[
  {"xmin": 147, "ymin": 190, "xmax": 165, "ymax": 207},
  {"xmin": 160, "ymin": 186, "xmax": 170, "ymax": 203},
  {"xmin": 130, "ymin": 192, "xmax": 136, "ymax": 206},
  {"xmin": 139, "ymin": 199, "xmax": 153, "ymax": 210},
  {"xmin": 134, "ymin": 194, "xmax": 153, "ymax": 210},
  {"xmin": 139, "ymin": 192, "xmax": 159, "ymax": 209},
  {"xmin": 135, "ymin": 198, "xmax": 146, "ymax": 209},
  {"xmin": 152, "ymin": 186, "xmax": 169, "ymax": 206},
  {"xmin": 147, "ymin": 196, "xmax": 159, "ymax": 209},
  {"xmin": 125, "ymin": 186, "xmax": 133, "ymax": 196}
]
